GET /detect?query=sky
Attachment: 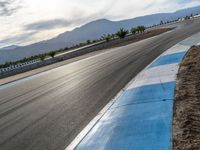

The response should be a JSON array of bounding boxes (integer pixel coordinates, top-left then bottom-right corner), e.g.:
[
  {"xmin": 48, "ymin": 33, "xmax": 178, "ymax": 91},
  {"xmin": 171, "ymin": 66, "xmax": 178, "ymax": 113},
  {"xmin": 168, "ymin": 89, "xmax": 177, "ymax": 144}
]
[{"xmin": 0, "ymin": 0, "xmax": 200, "ymax": 48}]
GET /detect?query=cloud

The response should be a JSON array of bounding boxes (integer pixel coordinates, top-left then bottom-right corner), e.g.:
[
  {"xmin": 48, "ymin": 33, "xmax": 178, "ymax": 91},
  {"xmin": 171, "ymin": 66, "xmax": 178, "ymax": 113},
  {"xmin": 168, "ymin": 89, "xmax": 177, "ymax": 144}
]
[
  {"xmin": 0, "ymin": 31, "xmax": 37, "ymax": 47},
  {"xmin": 24, "ymin": 19, "xmax": 72, "ymax": 31},
  {"xmin": 176, "ymin": 0, "xmax": 192, "ymax": 4},
  {"xmin": 0, "ymin": 0, "xmax": 21, "ymax": 16},
  {"xmin": 1, "ymin": 0, "xmax": 200, "ymax": 48}
]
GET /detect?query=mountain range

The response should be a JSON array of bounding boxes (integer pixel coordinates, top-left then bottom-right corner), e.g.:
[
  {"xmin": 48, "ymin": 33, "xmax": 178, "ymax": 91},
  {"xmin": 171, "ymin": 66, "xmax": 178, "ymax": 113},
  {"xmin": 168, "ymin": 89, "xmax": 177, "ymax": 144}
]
[{"xmin": 1, "ymin": 5, "xmax": 200, "ymax": 64}]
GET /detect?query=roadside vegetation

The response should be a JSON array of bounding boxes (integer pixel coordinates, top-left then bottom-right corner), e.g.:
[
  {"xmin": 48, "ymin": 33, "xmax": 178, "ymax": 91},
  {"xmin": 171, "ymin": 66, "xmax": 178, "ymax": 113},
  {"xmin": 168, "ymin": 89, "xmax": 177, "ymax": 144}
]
[
  {"xmin": 101, "ymin": 34, "xmax": 113, "ymax": 42},
  {"xmin": 109, "ymin": 28, "xmax": 172, "ymax": 49},
  {"xmin": 116, "ymin": 28, "xmax": 129, "ymax": 39},
  {"xmin": 1, "ymin": 12, "xmax": 198, "ymax": 70},
  {"xmin": 0, "ymin": 25, "xmax": 146, "ymax": 70}
]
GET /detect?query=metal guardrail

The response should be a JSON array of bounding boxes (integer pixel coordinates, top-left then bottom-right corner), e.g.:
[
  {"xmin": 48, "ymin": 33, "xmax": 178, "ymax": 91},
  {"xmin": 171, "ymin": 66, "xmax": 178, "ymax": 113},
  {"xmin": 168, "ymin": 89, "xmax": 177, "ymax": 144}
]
[{"xmin": 0, "ymin": 59, "xmax": 39, "ymax": 74}]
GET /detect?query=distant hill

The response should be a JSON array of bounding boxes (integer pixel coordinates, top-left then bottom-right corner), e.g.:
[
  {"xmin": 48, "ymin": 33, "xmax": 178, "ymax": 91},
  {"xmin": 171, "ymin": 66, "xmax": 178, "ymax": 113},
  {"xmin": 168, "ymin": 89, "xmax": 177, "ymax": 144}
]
[
  {"xmin": 0, "ymin": 45, "xmax": 20, "ymax": 51},
  {"xmin": 1, "ymin": 5, "xmax": 200, "ymax": 64}
]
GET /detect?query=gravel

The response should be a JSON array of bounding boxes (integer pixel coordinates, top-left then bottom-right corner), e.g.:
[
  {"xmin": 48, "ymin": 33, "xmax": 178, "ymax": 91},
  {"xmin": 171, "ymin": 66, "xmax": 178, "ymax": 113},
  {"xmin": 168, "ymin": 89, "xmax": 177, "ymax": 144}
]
[{"xmin": 173, "ymin": 45, "xmax": 200, "ymax": 150}]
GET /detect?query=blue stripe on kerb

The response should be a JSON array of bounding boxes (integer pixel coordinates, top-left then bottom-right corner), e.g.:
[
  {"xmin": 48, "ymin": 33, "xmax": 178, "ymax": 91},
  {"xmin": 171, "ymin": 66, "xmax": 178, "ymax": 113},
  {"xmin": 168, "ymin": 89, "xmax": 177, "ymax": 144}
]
[
  {"xmin": 149, "ymin": 52, "xmax": 186, "ymax": 68},
  {"xmin": 111, "ymin": 81, "xmax": 175, "ymax": 108},
  {"xmin": 76, "ymin": 82, "xmax": 175, "ymax": 150}
]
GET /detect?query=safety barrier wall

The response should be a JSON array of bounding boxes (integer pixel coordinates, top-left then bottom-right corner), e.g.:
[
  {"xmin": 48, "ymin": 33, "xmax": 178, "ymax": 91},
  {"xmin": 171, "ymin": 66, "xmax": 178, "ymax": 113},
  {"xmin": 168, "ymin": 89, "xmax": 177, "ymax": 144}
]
[{"xmin": 0, "ymin": 60, "xmax": 39, "ymax": 73}]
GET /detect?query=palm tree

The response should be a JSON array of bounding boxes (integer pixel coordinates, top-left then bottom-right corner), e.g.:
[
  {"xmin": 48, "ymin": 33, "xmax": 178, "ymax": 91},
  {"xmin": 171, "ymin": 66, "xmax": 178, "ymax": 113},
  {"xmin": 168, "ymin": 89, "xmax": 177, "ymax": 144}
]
[
  {"xmin": 111, "ymin": 34, "xmax": 115, "ymax": 39},
  {"xmin": 185, "ymin": 15, "xmax": 190, "ymax": 20},
  {"xmin": 101, "ymin": 34, "xmax": 112, "ymax": 42},
  {"xmin": 137, "ymin": 26, "xmax": 146, "ymax": 33},
  {"xmin": 4, "ymin": 62, "xmax": 11, "ymax": 68},
  {"xmin": 92, "ymin": 40, "xmax": 97, "ymax": 43},
  {"xmin": 131, "ymin": 27, "xmax": 137, "ymax": 34},
  {"xmin": 116, "ymin": 28, "xmax": 129, "ymax": 39},
  {"xmin": 49, "ymin": 51, "xmax": 56, "ymax": 58},
  {"xmin": 39, "ymin": 54, "xmax": 46, "ymax": 61},
  {"xmin": 87, "ymin": 40, "xmax": 91, "ymax": 44},
  {"xmin": 64, "ymin": 47, "xmax": 69, "ymax": 50}
]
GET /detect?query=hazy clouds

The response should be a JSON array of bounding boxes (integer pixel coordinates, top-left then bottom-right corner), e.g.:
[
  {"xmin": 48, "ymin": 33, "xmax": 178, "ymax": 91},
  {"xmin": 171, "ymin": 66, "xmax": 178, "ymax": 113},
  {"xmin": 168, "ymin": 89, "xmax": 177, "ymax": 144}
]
[
  {"xmin": 1, "ymin": 0, "xmax": 200, "ymax": 48},
  {"xmin": 24, "ymin": 19, "xmax": 72, "ymax": 31},
  {"xmin": 0, "ymin": 0, "xmax": 21, "ymax": 16}
]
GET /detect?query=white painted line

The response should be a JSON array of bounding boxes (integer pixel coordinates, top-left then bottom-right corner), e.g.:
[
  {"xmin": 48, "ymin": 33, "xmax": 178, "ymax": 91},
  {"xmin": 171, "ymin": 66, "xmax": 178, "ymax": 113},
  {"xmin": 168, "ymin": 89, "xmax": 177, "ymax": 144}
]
[
  {"xmin": 56, "ymin": 41, "xmax": 104, "ymax": 57},
  {"xmin": 180, "ymin": 32, "xmax": 200, "ymax": 46},
  {"xmin": 128, "ymin": 75, "xmax": 176, "ymax": 89},
  {"xmin": 0, "ymin": 47, "xmax": 117, "ymax": 89},
  {"xmin": 127, "ymin": 63, "xmax": 179, "ymax": 90},
  {"xmin": 162, "ymin": 44, "xmax": 190, "ymax": 56},
  {"xmin": 139, "ymin": 63, "xmax": 178, "ymax": 78}
]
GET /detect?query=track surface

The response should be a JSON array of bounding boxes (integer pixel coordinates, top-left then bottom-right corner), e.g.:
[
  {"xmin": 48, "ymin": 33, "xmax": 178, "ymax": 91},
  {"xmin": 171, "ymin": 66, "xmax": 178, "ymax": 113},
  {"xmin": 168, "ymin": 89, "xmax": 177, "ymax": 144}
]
[{"xmin": 1, "ymin": 19, "xmax": 200, "ymax": 150}]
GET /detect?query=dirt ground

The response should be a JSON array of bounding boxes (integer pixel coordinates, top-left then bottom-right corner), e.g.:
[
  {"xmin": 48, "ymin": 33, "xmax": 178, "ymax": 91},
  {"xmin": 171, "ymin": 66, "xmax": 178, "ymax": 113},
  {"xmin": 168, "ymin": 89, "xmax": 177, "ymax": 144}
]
[
  {"xmin": 173, "ymin": 45, "xmax": 200, "ymax": 150},
  {"xmin": 110, "ymin": 28, "xmax": 173, "ymax": 48}
]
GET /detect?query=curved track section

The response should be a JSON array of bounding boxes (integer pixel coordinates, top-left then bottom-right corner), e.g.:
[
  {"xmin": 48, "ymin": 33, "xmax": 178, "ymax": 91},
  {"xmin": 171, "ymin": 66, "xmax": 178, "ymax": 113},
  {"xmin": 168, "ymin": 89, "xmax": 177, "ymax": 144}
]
[
  {"xmin": 0, "ymin": 20, "xmax": 200, "ymax": 150},
  {"xmin": 73, "ymin": 32, "xmax": 200, "ymax": 150}
]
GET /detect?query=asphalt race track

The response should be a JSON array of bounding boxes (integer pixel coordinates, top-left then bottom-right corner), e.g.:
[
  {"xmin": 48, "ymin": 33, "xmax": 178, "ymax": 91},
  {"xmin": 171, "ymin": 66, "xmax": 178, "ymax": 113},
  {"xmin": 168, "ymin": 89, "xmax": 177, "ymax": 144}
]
[{"xmin": 1, "ymin": 19, "xmax": 200, "ymax": 150}]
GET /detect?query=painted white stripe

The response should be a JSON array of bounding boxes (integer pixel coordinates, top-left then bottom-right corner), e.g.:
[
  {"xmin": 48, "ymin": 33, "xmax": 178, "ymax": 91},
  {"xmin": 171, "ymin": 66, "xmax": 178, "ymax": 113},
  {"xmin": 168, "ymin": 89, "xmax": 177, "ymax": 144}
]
[
  {"xmin": 184, "ymin": 32, "xmax": 200, "ymax": 42},
  {"xmin": 0, "ymin": 47, "xmax": 120, "ymax": 89},
  {"xmin": 180, "ymin": 32, "xmax": 200, "ymax": 46},
  {"xmin": 128, "ymin": 75, "xmax": 176, "ymax": 89},
  {"xmin": 127, "ymin": 63, "xmax": 179, "ymax": 90},
  {"xmin": 162, "ymin": 44, "xmax": 190, "ymax": 56},
  {"xmin": 139, "ymin": 63, "xmax": 178, "ymax": 78}
]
